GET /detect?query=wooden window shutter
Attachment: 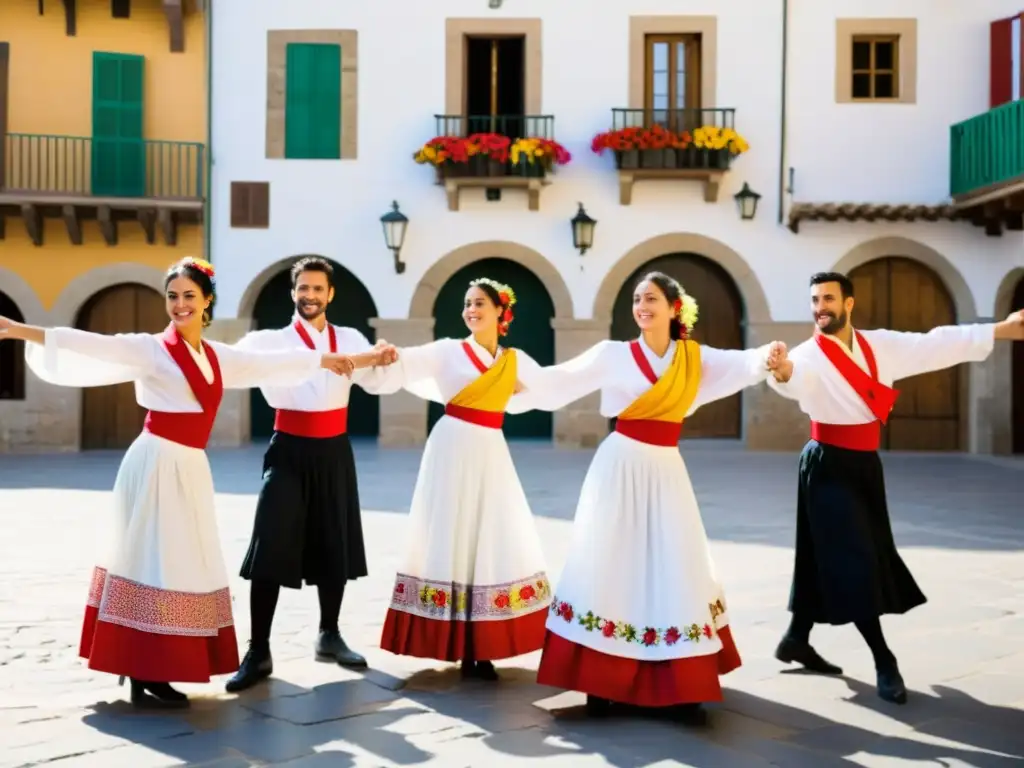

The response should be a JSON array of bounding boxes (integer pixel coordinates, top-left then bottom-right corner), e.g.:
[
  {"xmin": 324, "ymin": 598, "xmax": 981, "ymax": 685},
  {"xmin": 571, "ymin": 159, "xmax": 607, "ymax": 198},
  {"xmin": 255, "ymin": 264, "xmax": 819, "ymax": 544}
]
[
  {"xmin": 230, "ymin": 182, "xmax": 270, "ymax": 228},
  {"xmin": 284, "ymin": 43, "xmax": 341, "ymax": 159},
  {"xmin": 991, "ymin": 18, "xmax": 1014, "ymax": 107},
  {"xmin": 112, "ymin": 0, "xmax": 131, "ymax": 18}
]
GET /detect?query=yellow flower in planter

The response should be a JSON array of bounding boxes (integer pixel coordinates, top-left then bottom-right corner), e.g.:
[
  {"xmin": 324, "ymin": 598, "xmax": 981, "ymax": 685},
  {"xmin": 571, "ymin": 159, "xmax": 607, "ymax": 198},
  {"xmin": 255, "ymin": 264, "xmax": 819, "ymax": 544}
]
[
  {"xmin": 510, "ymin": 138, "xmax": 541, "ymax": 164},
  {"xmin": 693, "ymin": 126, "xmax": 750, "ymax": 154}
]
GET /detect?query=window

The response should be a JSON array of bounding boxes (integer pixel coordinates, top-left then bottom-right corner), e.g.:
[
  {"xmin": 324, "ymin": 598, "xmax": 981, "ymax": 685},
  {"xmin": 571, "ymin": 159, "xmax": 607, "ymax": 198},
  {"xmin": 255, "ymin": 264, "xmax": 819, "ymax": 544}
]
[
  {"xmin": 0, "ymin": 291, "xmax": 25, "ymax": 401},
  {"xmin": 230, "ymin": 182, "xmax": 270, "ymax": 228},
  {"xmin": 284, "ymin": 43, "xmax": 341, "ymax": 159},
  {"xmin": 835, "ymin": 19, "xmax": 917, "ymax": 104},
  {"xmin": 644, "ymin": 34, "xmax": 701, "ymax": 130},
  {"xmin": 851, "ymin": 36, "xmax": 898, "ymax": 100},
  {"xmin": 111, "ymin": 0, "xmax": 131, "ymax": 19}
]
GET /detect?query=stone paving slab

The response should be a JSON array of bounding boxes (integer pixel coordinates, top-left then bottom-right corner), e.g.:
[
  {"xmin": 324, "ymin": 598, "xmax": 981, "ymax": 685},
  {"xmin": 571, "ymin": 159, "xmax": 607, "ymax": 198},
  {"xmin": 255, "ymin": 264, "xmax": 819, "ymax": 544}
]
[{"xmin": 1, "ymin": 441, "xmax": 1023, "ymax": 767}]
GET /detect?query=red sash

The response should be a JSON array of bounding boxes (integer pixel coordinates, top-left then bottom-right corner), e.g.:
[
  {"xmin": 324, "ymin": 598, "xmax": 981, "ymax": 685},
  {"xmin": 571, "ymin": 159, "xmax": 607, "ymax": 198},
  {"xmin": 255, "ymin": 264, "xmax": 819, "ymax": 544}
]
[
  {"xmin": 811, "ymin": 331, "xmax": 900, "ymax": 451},
  {"xmin": 274, "ymin": 321, "xmax": 347, "ymax": 438},
  {"xmin": 616, "ymin": 339, "xmax": 683, "ymax": 446},
  {"xmin": 461, "ymin": 340, "xmax": 489, "ymax": 373},
  {"xmin": 144, "ymin": 324, "xmax": 224, "ymax": 449}
]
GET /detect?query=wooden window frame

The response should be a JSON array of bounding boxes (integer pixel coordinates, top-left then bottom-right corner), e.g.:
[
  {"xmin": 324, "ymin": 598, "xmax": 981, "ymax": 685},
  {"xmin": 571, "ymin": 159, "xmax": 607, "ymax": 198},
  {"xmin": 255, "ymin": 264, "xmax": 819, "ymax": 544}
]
[
  {"xmin": 643, "ymin": 33, "xmax": 702, "ymax": 130},
  {"xmin": 835, "ymin": 18, "xmax": 917, "ymax": 104},
  {"xmin": 230, "ymin": 181, "xmax": 270, "ymax": 229},
  {"xmin": 850, "ymin": 35, "xmax": 899, "ymax": 100}
]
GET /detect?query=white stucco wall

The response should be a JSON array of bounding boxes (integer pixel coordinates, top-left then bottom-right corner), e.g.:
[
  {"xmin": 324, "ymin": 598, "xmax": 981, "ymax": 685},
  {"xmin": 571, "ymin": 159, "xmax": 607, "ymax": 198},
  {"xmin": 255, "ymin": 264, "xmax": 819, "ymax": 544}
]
[{"xmin": 209, "ymin": 0, "xmax": 1024, "ymax": 324}]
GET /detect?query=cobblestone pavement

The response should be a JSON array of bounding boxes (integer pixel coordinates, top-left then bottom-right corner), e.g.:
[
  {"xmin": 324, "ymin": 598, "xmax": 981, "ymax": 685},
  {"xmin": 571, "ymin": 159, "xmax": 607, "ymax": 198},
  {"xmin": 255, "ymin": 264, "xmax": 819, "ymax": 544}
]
[{"xmin": 1, "ymin": 440, "xmax": 1022, "ymax": 767}]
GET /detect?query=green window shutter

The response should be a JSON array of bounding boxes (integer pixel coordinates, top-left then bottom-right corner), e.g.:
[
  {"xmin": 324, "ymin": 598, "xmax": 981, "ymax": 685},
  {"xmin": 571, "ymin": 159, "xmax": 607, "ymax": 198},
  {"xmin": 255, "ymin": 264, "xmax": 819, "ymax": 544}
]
[
  {"xmin": 284, "ymin": 43, "xmax": 341, "ymax": 159},
  {"xmin": 91, "ymin": 52, "xmax": 145, "ymax": 196}
]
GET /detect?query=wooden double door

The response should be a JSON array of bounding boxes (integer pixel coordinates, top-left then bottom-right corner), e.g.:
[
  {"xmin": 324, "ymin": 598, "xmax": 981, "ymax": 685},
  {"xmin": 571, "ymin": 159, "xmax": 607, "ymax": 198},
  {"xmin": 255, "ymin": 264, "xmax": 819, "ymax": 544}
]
[
  {"xmin": 610, "ymin": 253, "xmax": 745, "ymax": 438},
  {"xmin": 849, "ymin": 258, "xmax": 960, "ymax": 451},
  {"xmin": 78, "ymin": 283, "xmax": 166, "ymax": 450}
]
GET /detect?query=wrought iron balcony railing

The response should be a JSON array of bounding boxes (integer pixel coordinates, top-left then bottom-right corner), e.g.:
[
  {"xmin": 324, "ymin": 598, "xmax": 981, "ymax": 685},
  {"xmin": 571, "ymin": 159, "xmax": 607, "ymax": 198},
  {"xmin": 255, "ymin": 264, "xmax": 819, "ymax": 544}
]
[
  {"xmin": 949, "ymin": 100, "xmax": 1024, "ymax": 199},
  {"xmin": 610, "ymin": 107, "xmax": 736, "ymax": 133},
  {"xmin": 2, "ymin": 133, "xmax": 205, "ymax": 200},
  {"xmin": 433, "ymin": 114, "xmax": 555, "ymax": 140}
]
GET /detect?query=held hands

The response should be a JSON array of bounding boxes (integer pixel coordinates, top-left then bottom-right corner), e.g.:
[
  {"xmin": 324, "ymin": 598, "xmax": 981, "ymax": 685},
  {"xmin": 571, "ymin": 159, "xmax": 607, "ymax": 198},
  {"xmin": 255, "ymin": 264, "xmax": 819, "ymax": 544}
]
[
  {"xmin": 0, "ymin": 315, "xmax": 18, "ymax": 338},
  {"xmin": 765, "ymin": 340, "xmax": 794, "ymax": 383},
  {"xmin": 371, "ymin": 339, "xmax": 399, "ymax": 366},
  {"xmin": 994, "ymin": 309, "xmax": 1024, "ymax": 340},
  {"xmin": 321, "ymin": 353, "xmax": 356, "ymax": 377}
]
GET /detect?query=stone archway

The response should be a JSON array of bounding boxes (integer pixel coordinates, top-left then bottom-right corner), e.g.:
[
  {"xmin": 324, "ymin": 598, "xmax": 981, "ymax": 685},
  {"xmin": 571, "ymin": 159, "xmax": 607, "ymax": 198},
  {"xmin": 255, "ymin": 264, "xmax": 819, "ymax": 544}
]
[
  {"xmin": 593, "ymin": 233, "xmax": 771, "ymax": 326},
  {"xmin": 49, "ymin": 263, "xmax": 166, "ymax": 328},
  {"xmin": 0, "ymin": 266, "xmax": 48, "ymax": 326},
  {"xmin": 994, "ymin": 267, "xmax": 1024, "ymax": 454}
]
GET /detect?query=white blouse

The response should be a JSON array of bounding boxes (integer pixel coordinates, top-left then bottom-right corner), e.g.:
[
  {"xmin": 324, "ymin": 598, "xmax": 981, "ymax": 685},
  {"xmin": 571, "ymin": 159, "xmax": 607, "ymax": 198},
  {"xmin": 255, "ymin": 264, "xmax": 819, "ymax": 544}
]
[
  {"xmin": 767, "ymin": 324, "xmax": 996, "ymax": 425},
  {"xmin": 512, "ymin": 337, "xmax": 773, "ymax": 417},
  {"xmin": 233, "ymin": 314, "xmax": 401, "ymax": 411},
  {"xmin": 26, "ymin": 327, "xmax": 325, "ymax": 413}
]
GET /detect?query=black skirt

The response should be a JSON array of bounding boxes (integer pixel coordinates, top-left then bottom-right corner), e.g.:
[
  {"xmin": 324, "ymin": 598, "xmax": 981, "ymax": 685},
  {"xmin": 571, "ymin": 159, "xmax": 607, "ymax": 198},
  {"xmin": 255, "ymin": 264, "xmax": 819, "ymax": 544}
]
[
  {"xmin": 240, "ymin": 432, "xmax": 368, "ymax": 589},
  {"xmin": 789, "ymin": 439, "xmax": 926, "ymax": 625}
]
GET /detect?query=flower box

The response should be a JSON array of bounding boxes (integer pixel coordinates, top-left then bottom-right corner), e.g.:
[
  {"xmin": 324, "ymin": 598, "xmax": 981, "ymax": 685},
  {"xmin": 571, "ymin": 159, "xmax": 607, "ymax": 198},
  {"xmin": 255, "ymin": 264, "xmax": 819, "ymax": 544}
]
[
  {"xmin": 594, "ymin": 124, "xmax": 748, "ymax": 172},
  {"xmin": 415, "ymin": 133, "xmax": 570, "ymax": 181}
]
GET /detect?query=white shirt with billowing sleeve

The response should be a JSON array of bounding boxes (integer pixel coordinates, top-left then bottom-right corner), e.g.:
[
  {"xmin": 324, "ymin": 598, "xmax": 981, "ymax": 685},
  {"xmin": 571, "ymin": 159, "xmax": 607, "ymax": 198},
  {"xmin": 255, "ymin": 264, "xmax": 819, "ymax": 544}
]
[
  {"xmin": 232, "ymin": 315, "xmax": 404, "ymax": 412},
  {"xmin": 25, "ymin": 326, "xmax": 327, "ymax": 413},
  {"xmin": 510, "ymin": 337, "xmax": 773, "ymax": 417},
  {"xmin": 766, "ymin": 324, "xmax": 996, "ymax": 425}
]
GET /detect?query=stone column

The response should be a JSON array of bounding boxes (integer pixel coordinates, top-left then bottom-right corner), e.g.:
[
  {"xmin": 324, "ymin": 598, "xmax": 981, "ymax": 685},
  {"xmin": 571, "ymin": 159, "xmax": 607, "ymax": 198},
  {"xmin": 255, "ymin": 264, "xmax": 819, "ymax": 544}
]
[
  {"xmin": 551, "ymin": 319, "xmax": 610, "ymax": 449},
  {"xmin": 205, "ymin": 317, "xmax": 256, "ymax": 447},
  {"xmin": 968, "ymin": 318, "xmax": 1009, "ymax": 454},
  {"xmin": 370, "ymin": 317, "xmax": 435, "ymax": 447},
  {"xmin": 743, "ymin": 321, "xmax": 814, "ymax": 451}
]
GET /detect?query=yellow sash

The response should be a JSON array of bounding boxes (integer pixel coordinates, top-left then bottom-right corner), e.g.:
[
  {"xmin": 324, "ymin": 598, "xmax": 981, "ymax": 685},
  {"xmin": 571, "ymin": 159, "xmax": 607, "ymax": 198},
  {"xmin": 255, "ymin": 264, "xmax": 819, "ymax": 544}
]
[
  {"xmin": 617, "ymin": 340, "xmax": 702, "ymax": 423},
  {"xmin": 448, "ymin": 347, "xmax": 518, "ymax": 413}
]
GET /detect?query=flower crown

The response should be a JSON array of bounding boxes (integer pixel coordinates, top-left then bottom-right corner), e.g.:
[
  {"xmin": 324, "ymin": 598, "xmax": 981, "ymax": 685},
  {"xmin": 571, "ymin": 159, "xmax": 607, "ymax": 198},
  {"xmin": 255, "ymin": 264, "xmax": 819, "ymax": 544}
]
[
  {"xmin": 670, "ymin": 283, "xmax": 699, "ymax": 339},
  {"xmin": 470, "ymin": 277, "xmax": 517, "ymax": 336},
  {"xmin": 181, "ymin": 256, "xmax": 215, "ymax": 280}
]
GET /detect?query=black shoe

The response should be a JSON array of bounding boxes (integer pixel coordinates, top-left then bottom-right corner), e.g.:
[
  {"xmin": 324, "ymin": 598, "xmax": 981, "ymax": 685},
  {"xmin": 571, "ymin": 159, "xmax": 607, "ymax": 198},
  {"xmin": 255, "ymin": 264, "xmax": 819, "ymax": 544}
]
[
  {"xmin": 315, "ymin": 629, "xmax": 367, "ymax": 669},
  {"xmin": 586, "ymin": 695, "xmax": 611, "ymax": 717},
  {"xmin": 876, "ymin": 662, "xmax": 907, "ymax": 704},
  {"xmin": 225, "ymin": 643, "xmax": 273, "ymax": 693},
  {"xmin": 671, "ymin": 703, "xmax": 708, "ymax": 726},
  {"xmin": 130, "ymin": 679, "xmax": 190, "ymax": 709},
  {"xmin": 775, "ymin": 636, "xmax": 843, "ymax": 675}
]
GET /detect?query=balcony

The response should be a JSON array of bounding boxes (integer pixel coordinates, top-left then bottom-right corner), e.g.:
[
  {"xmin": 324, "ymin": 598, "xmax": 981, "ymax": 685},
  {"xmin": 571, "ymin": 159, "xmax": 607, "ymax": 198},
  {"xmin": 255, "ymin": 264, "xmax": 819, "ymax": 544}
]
[
  {"xmin": 949, "ymin": 100, "xmax": 1024, "ymax": 236},
  {"xmin": 0, "ymin": 134, "xmax": 205, "ymax": 246},
  {"xmin": 593, "ymin": 108, "xmax": 747, "ymax": 205},
  {"xmin": 414, "ymin": 114, "xmax": 568, "ymax": 211}
]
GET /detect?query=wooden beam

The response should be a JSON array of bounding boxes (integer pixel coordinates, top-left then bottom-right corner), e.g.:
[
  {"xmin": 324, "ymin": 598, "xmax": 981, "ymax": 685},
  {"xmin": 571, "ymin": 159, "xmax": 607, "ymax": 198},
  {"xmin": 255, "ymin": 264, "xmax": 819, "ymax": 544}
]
[
  {"xmin": 61, "ymin": 204, "xmax": 81, "ymax": 244},
  {"xmin": 162, "ymin": 0, "xmax": 185, "ymax": 53},
  {"xmin": 97, "ymin": 204, "xmax": 117, "ymax": 245},
  {"xmin": 137, "ymin": 208, "xmax": 156, "ymax": 244},
  {"xmin": 158, "ymin": 208, "xmax": 177, "ymax": 245},
  {"xmin": 21, "ymin": 204, "xmax": 42, "ymax": 245},
  {"xmin": 61, "ymin": 0, "xmax": 76, "ymax": 36}
]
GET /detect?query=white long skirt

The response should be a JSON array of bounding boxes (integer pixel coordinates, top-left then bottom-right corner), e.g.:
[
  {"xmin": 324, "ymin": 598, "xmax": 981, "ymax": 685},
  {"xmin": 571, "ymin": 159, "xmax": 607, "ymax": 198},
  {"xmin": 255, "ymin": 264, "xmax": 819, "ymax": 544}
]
[
  {"xmin": 380, "ymin": 414, "xmax": 551, "ymax": 661},
  {"xmin": 80, "ymin": 431, "xmax": 239, "ymax": 682},
  {"xmin": 536, "ymin": 431, "xmax": 741, "ymax": 706}
]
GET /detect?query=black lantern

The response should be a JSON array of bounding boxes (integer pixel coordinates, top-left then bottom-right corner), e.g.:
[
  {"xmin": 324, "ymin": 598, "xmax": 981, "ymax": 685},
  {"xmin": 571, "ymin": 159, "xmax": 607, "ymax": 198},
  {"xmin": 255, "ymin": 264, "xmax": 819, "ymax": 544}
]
[
  {"xmin": 380, "ymin": 201, "xmax": 409, "ymax": 273},
  {"xmin": 734, "ymin": 182, "xmax": 761, "ymax": 221},
  {"xmin": 570, "ymin": 203, "xmax": 596, "ymax": 255}
]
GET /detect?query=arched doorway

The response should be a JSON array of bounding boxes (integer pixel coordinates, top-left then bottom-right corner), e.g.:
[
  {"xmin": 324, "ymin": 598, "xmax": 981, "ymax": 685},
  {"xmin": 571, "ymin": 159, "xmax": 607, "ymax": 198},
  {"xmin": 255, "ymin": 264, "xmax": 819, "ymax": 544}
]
[
  {"xmin": 250, "ymin": 261, "xmax": 379, "ymax": 439},
  {"xmin": 1012, "ymin": 276, "xmax": 1024, "ymax": 454},
  {"xmin": 0, "ymin": 291, "xmax": 26, "ymax": 401},
  {"xmin": 849, "ymin": 257, "xmax": 959, "ymax": 451},
  {"xmin": 429, "ymin": 257, "xmax": 555, "ymax": 438},
  {"xmin": 77, "ymin": 283, "xmax": 166, "ymax": 450},
  {"xmin": 610, "ymin": 253, "xmax": 745, "ymax": 438}
]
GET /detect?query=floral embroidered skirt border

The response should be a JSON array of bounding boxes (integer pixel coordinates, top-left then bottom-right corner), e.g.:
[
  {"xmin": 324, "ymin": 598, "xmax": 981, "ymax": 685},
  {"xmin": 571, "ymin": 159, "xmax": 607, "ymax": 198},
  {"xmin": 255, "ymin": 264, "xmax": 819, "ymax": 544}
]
[
  {"xmin": 537, "ymin": 431, "xmax": 742, "ymax": 706},
  {"xmin": 79, "ymin": 431, "xmax": 240, "ymax": 682},
  {"xmin": 379, "ymin": 415, "xmax": 551, "ymax": 662}
]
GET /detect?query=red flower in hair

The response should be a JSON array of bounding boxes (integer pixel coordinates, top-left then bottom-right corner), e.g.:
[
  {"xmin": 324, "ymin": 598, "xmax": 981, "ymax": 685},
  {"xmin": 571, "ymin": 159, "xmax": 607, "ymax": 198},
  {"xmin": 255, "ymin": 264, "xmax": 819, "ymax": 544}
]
[
  {"xmin": 502, "ymin": 309, "xmax": 513, "ymax": 322},
  {"xmin": 499, "ymin": 291, "xmax": 510, "ymax": 305},
  {"xmin": 672, "ymin": 298, "xmax": 682, "ymax": 316}
]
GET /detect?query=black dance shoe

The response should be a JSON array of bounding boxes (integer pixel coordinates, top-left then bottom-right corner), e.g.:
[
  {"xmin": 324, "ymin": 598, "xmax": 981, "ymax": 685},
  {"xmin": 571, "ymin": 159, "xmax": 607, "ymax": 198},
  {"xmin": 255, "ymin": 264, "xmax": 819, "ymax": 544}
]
[
  {"xmin": 225, "ymin": 643, "xmax": 273, "ymax": 692},
  {"xmin": 876, "ymin": 662, "xmax": 908, "ymax": 704},
  {"xmin": 585, "ymin": 695, "xmax": 611, "ymax": 717},
  {"xmin": 315, "ymin": 630, "xmax": 367, "ymax": 669},
  {"xmin": 670, "ymin": 702, "xmax": 708, "ymax": 726},
  {"xmin": 775, "ymin": 636, "xmax": 843, "ymax": 675},
  {"xmin": 129, "ymin": 679, "xmax": 190, "ymax": 709}
]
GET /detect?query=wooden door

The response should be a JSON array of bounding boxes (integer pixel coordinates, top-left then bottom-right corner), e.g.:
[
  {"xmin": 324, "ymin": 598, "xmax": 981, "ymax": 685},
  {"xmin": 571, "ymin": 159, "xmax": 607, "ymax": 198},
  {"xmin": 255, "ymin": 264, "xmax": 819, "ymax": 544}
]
[
  {"xmin": 610, "ymin": 254, "xmax": 744, "ymax": 438},
  {"xmin": 1012, "ymin": 277, "xmax": 1024, "ymax": 454},
  {"xmin": 429, "ymin": 257, "xmax": 555, "ymax": 438},
  {"xmin": 78, "ymin": 284, "xmax": 165, "ymax": 450},
  {"xmin": 849, "ymin": 258, "xmax": 959, "ymax": 451},
  {"xmin": 250, "ymin": 261, "xmax": 380, "ymax": 438}
]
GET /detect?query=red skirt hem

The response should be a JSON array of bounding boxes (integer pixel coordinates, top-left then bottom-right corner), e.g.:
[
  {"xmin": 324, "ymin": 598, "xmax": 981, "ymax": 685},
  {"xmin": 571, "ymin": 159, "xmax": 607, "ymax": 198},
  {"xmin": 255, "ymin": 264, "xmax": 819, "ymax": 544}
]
[
  {"xmin": 536, "ymin": 624, "xmax": 741, "ymax": 707},
  {"xmin": 380, "ymin": 606, "xmax": 547, "ymax": 661},
  {"xmin": 80, "ymin": 605, "xmax": 240, "ymax": 683}
]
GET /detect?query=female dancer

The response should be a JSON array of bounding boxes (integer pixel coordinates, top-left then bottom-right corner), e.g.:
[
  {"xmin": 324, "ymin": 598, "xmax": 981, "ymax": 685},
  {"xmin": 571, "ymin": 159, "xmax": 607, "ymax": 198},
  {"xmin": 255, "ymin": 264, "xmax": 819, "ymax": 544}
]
[
  {"xmin": 512, "ymin": 271, "xmax": 787, "ymax": 722},
  {"xmin": 378, "ymin": 278, "xmax": 553, "ymax": 680},
  {"xmin": 0, "ymin": 257, "xmax": 394, "ymax": 709}
]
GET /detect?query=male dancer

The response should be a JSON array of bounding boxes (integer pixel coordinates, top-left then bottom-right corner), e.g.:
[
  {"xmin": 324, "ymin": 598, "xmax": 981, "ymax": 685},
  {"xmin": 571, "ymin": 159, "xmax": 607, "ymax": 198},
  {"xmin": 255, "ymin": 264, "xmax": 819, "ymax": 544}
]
[
  {"xmin": 227, "ymin": 257, "xmax": 400, "ymax": 692},
  {"xmin": 767, "ymin": 271, "xmax": 1024, "ymax": 704}
]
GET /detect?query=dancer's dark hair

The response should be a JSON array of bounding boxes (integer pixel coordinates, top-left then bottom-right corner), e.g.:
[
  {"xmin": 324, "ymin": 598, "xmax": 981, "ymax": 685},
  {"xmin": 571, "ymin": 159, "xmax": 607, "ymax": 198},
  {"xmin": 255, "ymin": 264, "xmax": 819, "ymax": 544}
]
[{"xmin": 637, "ymin": 271, "xmax": 686, "ymax": 341}]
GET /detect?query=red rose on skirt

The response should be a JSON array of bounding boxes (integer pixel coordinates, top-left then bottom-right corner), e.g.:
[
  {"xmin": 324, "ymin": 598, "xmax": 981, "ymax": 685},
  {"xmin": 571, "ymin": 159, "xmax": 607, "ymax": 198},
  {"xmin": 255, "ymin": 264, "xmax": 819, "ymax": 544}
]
[
  {"xmin": 519, "ymin": 585, "xmax": 535, "ymax": 600},
  {"xmin": 558, "ymin": 602, "xmax": 573, "ymax": 622},
  {"xmin": 601, "ymin": 621, "xmax": 616, "ymax": 638},
  {"xmin": 642, "ymin": 628, "xmax": 658, "ymax": 646},
  {"xmin": 395, "ymin": 583, "xmax": 405, "ymax": 594},
  {"xmin": 433, "ymin": 590, "xmax": 448, "ymax": 607},
  {"xmin": 665, "ymin": 627, "xmax": 682, "ymax": 645},
  {"xmin": 494, "ymin": 592, "xmax": 511, "ymax": 609},
  {"xmin": 703, "ymin": 623, "xmax": 713, "ymax": 639}
]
